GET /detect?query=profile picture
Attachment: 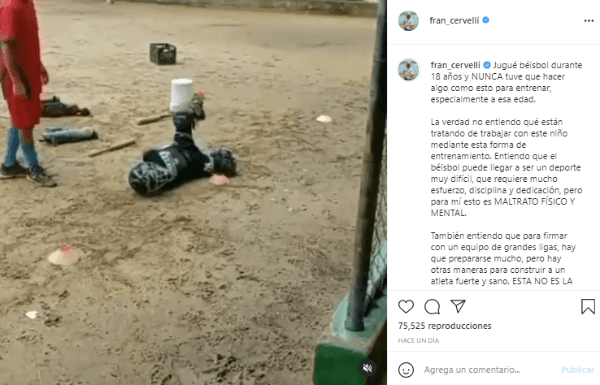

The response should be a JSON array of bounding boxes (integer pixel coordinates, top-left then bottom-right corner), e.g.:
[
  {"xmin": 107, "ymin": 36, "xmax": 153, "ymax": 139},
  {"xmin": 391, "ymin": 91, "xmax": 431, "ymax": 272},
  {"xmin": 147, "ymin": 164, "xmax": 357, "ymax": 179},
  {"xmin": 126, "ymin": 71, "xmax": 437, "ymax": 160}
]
[
  {"xmin": 399, "ymin": 11, "xmax": 419, "ymax": 31},
  {"xmin": 399, "ymin": 59, "xmax": 419, "ymax": 81}
]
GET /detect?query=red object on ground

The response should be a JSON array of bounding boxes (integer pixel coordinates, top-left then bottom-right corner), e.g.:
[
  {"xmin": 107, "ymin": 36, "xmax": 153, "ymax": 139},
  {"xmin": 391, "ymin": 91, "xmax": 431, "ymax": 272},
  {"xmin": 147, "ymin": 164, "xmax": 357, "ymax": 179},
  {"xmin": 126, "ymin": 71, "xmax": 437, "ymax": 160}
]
[
  {"xmin": 198, "ymin": 88, "xmax": 206, "ymax": 97},
  {"xmin": 209, "ymin": 174, "xmax": 230, "ymax": 185},
  {"xmin": 0, "ymin": 0, "xmax": 43, "ymax": 129},
  {"xmin": 61, "ymin": 244, "xmax": 73, "ymax": 258}
]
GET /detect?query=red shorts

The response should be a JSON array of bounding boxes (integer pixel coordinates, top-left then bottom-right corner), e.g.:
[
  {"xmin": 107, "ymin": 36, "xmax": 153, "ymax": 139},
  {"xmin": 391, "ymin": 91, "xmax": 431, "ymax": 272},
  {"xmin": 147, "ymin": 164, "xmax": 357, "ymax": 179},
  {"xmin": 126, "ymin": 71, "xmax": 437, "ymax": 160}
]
[
  {"xmin": 2, "ymin": 70, "xmax": 41, "ymax": 130},
  {"xmin": 6, "ymin": 93, "xmax": 41, "ymax": 131}
]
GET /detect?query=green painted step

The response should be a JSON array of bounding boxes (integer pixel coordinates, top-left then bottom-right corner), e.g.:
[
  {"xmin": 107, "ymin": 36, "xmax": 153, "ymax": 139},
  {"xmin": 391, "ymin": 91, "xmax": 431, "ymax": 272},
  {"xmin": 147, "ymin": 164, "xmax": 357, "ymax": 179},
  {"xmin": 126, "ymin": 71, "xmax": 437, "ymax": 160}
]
[{"xmin": 314, "ymin": 293, "xmax": 386, "ymax": 385}]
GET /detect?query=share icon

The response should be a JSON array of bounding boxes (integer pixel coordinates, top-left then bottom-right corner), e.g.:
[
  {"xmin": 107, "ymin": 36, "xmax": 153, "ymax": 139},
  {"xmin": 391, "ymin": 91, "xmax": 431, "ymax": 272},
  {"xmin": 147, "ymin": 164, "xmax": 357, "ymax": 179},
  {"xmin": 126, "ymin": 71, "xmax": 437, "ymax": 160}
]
[{"xmin": 451, "ymin": 300, "xmax": 466, "ymax": 314}]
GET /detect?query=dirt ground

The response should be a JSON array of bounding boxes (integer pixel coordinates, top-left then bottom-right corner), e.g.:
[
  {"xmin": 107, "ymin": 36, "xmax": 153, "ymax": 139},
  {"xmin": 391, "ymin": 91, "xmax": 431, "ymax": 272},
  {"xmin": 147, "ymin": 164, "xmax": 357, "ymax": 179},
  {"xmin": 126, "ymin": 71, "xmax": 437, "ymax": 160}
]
[{"xmin": 0, "ymin": 1, "xmax": 376, "ymax": 384}]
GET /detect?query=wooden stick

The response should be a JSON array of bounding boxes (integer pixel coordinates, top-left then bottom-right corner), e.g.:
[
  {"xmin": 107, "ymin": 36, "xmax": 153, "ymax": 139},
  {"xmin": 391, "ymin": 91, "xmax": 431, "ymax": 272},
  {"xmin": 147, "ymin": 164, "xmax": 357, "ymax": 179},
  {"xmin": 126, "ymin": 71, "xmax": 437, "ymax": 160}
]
[
  {"xmin": 136, "ymin": 93, "xmax": 205, "ymax": 126},
  {"xmin": 136, "ymin": 113, "xmax": 172, "ymax": 125},
  {"xmin": 88, "ymin": 138, "xmax": 136, "ymax": 158}
]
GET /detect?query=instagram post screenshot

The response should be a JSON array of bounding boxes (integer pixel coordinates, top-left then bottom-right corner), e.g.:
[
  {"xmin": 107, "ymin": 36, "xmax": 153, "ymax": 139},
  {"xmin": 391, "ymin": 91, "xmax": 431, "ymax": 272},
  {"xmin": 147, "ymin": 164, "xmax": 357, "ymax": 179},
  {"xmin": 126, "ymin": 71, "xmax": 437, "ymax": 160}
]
[
  {"xmin": 0, "ymin": 0, "xmax": 390, "ymax": 385},
  {"xmin": 389, "ymin": 0, "xmax": 599, "ymax": 384}
]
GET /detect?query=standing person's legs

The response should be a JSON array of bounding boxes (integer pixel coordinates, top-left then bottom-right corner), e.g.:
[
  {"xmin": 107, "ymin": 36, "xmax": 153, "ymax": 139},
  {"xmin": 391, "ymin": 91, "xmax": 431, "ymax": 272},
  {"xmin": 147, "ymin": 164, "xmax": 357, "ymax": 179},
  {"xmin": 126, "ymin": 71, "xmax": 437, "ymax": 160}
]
[
  {"xmin": 0, "ymin": 126, "xmax": 29, "ymax": 178},
  {"xmin": 5, "ymin": 89, "xmax": 57, "ymax": 186},
  {"xmin": 18, "ymin": 127, "xmax": 56, "ymax": 187},
  {"xmin": 18, "ymin": 127, "xmax": 39, "ymax": 167},
  {"xmin": 4, "ymin": 127, "xmax": 20, "ymax": 165}
]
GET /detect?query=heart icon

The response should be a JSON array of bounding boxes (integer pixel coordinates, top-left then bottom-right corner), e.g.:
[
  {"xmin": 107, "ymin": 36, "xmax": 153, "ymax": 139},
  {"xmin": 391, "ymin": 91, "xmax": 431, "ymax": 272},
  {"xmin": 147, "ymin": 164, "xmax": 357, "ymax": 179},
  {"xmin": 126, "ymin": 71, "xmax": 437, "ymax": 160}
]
[{"xmin": 398, "ymin": 300, "xmax": 414, "ymax": 314}]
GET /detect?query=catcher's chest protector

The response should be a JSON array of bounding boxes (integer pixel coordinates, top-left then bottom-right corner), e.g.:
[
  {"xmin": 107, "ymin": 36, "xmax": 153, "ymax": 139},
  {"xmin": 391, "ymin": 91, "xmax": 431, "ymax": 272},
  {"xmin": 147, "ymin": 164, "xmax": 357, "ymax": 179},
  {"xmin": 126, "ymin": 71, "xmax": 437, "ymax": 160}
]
[{"xmin": 144, "ymin": 144, "xmax": 189, "ymax": 176}]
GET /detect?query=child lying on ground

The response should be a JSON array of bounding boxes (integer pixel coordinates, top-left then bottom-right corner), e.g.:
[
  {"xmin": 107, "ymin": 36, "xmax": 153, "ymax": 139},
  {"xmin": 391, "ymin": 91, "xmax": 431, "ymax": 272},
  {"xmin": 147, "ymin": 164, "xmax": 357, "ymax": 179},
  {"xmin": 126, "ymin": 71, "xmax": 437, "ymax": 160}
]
[{"xmin": 128, "ymin": 94, "xmax": 236, "ymax": 196}]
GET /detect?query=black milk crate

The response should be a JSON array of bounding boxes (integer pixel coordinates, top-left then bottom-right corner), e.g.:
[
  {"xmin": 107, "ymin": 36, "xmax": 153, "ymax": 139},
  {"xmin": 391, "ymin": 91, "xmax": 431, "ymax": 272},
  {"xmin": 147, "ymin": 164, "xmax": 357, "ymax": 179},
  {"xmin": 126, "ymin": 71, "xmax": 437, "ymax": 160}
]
[{"xmin": 150, "ymin": 43, "xmax": 177, "ymax": 65}]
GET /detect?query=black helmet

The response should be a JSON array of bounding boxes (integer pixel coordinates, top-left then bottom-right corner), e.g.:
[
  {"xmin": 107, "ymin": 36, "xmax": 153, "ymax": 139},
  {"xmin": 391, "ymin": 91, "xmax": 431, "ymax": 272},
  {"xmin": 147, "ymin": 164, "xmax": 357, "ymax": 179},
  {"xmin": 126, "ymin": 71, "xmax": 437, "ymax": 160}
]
[{"xmin": 128, "ymin": 162, "xmax": 171, "ymax": 195}]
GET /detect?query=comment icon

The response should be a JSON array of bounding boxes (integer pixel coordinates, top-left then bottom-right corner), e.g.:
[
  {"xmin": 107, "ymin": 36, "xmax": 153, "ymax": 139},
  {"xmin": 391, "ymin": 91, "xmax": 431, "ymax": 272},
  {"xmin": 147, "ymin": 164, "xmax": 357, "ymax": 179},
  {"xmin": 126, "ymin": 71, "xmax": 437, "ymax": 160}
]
[{"xmin": 425, "ymin": 299, "xmax": 441, "ymax": 315}]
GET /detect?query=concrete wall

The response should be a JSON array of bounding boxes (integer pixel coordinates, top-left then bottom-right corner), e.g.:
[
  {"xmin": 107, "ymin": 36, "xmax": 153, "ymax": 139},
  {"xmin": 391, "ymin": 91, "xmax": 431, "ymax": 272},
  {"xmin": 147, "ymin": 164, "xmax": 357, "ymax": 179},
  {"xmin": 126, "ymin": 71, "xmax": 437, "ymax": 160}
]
[{"xmin": 121, "ymin": 0, "xmax": 379, "ymax": 17}]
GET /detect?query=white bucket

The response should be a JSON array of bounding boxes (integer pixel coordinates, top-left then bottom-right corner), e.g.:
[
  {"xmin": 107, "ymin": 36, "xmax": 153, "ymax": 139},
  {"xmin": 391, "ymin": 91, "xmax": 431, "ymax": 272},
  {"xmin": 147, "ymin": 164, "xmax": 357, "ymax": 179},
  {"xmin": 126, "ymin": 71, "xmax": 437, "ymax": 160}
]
[{"xmin": 170, "ymin": 78, "xmax": 194, "ymax": 112}]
